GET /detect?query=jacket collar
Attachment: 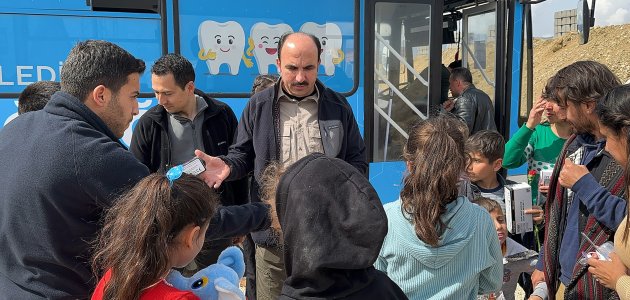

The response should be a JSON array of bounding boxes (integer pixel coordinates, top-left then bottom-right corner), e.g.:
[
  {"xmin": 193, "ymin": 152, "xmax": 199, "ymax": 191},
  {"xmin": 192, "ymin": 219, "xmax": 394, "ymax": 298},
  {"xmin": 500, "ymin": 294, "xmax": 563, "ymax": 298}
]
[
  {"xmin": 461, "ymin": 83, "xmax": 477, "ymax": 94},
  {"xmin": 45, "ymin": 91, "xmax": 124, "ymax": 148},
  {"xmin": 143, "ymin": 89, "xmax": 222, "ymax": 128}
]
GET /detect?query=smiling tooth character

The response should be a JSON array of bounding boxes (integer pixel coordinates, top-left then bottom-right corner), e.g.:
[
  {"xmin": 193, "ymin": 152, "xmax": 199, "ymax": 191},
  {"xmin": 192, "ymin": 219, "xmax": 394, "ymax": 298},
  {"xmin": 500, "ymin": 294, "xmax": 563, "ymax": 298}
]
[
  {"xmin": 247, "ymin": 22, "xmax": 293, "ymax": 75},
  {"xmin": 299, "ymin": 22, "xmax": 344, "ymax": 76},
  {"xmin": 198, "ymin": 20, "xmax": 245, "ymax": 75}
]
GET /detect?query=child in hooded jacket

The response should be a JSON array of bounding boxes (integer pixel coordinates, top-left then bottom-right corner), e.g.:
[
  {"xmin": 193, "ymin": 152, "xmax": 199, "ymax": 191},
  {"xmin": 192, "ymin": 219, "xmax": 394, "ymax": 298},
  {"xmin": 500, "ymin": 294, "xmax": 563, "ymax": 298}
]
[
  {"xmin": 261, "ymin": 153, "xmax": 408, "ymax": 300},
  {"xmin": 375, "ymin": 116, "xmax": 503, "ymax": 299}
]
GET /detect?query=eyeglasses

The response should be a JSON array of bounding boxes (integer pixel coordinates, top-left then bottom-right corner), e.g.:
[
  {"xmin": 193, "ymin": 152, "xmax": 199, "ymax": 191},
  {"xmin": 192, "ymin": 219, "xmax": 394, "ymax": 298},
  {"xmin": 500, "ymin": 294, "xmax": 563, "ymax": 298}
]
[{"xmin": 166, "ymin": 165, "xmax": 184, "ymax": 186}]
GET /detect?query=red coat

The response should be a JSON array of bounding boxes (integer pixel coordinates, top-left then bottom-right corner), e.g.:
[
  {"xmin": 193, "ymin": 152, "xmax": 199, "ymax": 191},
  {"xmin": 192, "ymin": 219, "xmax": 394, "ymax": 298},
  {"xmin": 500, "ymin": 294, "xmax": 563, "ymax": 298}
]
[{"xmin": 92, "ymin": 269, "xmax": 200, "ymax": 300}]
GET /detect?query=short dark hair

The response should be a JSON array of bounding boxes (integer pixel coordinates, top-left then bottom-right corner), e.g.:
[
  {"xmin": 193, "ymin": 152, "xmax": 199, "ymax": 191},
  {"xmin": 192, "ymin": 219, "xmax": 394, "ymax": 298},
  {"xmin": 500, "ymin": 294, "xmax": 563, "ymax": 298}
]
[
  {"xmin": 61, "ymin": 40, "xmax": 145, "ymax": 102},
  {"xmin": 18, "ymin": 81, "xmax": 60, "ymax": 114},
  {"xmin": 465, "ymin": 130, "xmax": 505, "ymax": 162},
  {"xmin": 450, "ymin": 67, "xmax": 473, "ymax": 84},
  {"xmin": 448, "ymin": 60, "xmax": 462, "ymax": 69},
  {"xmin": 595, "ymin": 84, "xmax": 630, "ymax": 243},
  {"xmin": 551, "ymin": 60, "xmax": 620, "ymax": 106},
  {"xmin": 252, "ymin": 74, "xmax": 278, "ymax": 94},
  {"xmin": 151, "ymin": 53, "xmax": 195, "ymax": 90},
  {"xmin": 277, "ymin": 32, "xmax": 321, "ymax": 62}
]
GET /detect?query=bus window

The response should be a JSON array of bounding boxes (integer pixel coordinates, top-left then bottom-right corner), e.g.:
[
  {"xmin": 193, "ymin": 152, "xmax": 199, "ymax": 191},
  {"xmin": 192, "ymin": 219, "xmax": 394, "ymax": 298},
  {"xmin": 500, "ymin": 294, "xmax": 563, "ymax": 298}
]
[
  {"xmin": 371, "ymin": 2, "xmax": 432, "ymax": 162},
  {"xmin": 462, "ymin": 5, "xmax": 497, "ymax": 104}
]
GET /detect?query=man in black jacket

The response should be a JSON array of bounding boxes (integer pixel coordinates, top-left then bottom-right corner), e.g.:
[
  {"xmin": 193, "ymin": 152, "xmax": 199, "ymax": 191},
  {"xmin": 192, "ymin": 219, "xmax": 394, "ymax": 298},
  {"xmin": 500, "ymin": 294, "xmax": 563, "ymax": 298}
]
[
  {"xmin": 0, "ymin": 41, "xmax": 269, "ymax": 299},
  {"xmin": 447, "ymin": 67, "xmax": 497, "ymax": 134},
  {"xmin": 130, "ymin": 54, "xmax": 248, "ymax": 270},
  {"xmin": 196, "ymin": 32, "xmax": 367, "ymax": 299}
]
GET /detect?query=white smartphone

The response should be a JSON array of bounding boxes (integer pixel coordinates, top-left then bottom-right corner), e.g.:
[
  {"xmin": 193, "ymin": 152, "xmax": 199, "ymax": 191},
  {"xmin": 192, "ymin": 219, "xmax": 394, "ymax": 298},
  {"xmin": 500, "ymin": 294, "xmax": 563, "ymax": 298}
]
[{"xmin": 181, "ymin": 157, "xmax": 206, "ymax": 176}]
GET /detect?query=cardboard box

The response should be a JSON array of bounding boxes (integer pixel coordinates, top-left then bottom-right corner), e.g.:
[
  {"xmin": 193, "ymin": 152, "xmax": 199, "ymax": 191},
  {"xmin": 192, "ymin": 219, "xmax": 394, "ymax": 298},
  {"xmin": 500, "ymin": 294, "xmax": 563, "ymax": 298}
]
[{"xmin": 504, "ymin": 183, "xmax": 533, "ymax": 234}]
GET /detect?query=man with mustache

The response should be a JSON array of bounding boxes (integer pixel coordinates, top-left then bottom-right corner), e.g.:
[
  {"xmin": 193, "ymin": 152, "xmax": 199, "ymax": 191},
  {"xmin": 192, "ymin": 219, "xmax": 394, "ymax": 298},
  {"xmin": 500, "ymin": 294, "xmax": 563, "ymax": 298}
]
[{"xmin": 195, "ymin": 32, "xmax": 367, "ymax": 299}]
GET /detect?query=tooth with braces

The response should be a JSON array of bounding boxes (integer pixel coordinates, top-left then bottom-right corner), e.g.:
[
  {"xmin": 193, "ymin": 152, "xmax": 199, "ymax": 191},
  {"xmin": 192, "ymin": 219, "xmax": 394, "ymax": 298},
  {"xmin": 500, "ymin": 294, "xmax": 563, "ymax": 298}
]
[
  {"xmin": 299, "ymin": 22, "xmax": 344, "ymax": 76},
  {"xmin": 198, "ymin": 20, "xmax": 246, "ymax": 75},
  {"xmin": 247, "ymin": 22, "xmax": 293, "ymax": 75}
]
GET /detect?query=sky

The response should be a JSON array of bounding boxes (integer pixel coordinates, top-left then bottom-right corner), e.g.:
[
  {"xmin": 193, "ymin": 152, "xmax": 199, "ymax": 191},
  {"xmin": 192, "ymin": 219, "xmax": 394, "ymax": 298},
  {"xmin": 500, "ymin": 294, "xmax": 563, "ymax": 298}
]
[{"xmin": 532, "ymin": 0, "xmax": 629, "ymax": 37}]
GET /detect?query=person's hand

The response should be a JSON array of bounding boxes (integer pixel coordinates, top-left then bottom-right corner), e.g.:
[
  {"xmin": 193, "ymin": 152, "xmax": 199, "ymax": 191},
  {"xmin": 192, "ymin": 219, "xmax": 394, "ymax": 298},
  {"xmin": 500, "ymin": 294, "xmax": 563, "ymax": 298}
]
[
  {"xmin": 526, "ymin": 98, "xmax": 547, "ymax": 129},
  {"xmin": 525, "ymin": 205, "xmax": 544, "ymax": 224},
  {"xmin": 528, "ymin": 296, "xmax": 543, "ymax": 300},
  {"xmin": 539, "ymin": 184, "xmax": 549, "ymax": 195},
  {"xmin": 443, "ymin": 98, "xmax": 455, "ymax": 112},
  {"xmin": 588, "ymin": 252, "xmax": 627, "ymax": 289},
  {"xmin": 559, "ymin": 158, "xmax": 589, "ymax": 189},
  {"xmin": 531, "ymin": 269, "xmax": 546, "ymax": 287},
  {"xmin": 195, "ymin": 149, "xmax": 231, "ymax": 189},
  {"xmin": 232, "ymin": 236, "xmax": 245, "ymax": 245}
]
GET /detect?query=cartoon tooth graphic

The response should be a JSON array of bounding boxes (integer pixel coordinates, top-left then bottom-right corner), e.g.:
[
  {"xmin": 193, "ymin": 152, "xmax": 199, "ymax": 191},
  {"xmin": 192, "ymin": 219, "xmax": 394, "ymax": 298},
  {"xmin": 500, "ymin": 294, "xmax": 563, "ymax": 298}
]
[
  {"xmin": 299, "ymin": 22, "xmax": 344, "ymax": 76},
  {"xmin": 246, "ymin": 22, "xmax": 293, "ymax": 75},
  {"xmin": 198, "ymin": 20, "xmax": 246, "ymax": 75}
]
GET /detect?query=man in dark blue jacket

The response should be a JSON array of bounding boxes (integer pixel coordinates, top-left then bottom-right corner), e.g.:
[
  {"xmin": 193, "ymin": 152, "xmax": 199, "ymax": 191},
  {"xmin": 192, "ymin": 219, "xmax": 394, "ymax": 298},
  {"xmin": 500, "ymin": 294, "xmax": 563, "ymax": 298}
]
[
  {"xmin": 531, "ymin": 61, "xmax": 624, "ymax": 299},
  {"xmin": 196, "ymin": 32, "xmax": 367, "ymax": 299},
  {"xmin": 0, "ymin": 40, "xmax": 269, "ymax": 299}
]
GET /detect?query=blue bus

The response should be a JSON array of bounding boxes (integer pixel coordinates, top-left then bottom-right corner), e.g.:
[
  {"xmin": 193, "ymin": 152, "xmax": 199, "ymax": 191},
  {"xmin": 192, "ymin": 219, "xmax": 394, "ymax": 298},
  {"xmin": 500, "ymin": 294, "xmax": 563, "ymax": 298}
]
[{"xmin": 0, "ymin": 0, "xmax": 594, "ymax": 202}]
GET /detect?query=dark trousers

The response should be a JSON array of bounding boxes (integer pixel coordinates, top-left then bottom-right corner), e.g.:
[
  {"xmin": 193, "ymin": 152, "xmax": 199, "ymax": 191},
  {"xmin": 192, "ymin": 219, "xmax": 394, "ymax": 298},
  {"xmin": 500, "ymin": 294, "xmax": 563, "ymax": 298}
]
[{"xmin": 243, "ymin": 234, "xmax": 257, "ymax": 300}]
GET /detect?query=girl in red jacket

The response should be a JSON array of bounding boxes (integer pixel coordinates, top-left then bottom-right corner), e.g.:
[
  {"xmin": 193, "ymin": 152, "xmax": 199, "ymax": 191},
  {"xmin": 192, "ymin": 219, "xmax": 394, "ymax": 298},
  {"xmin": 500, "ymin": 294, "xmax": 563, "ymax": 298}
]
[{"xmin": 91, "ymin": 172, "xmax": 219, "ymax": 300}]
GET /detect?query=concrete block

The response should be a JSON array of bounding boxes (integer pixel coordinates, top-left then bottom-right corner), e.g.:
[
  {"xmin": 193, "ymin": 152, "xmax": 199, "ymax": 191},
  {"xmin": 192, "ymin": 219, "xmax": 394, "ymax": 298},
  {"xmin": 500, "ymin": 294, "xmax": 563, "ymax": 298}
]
[
  {"xmin": 571, "ymin": 16, "xmax": 576, "ymax": 24},
  {"xmin": 571, "ymin": 9, "xmax": 577, "ymax": 16},
  {"xmin": 563, "ymin": 18, "xmax": 571, "ymax": 25},
  {"xmin": 555, "ymin": 11, "xmax": 561, "ymax": 18},
  {"xmin": 571, "ymin": 24, "xmax": 577, "ymax": 31},
  {"xmin": 563, "ymin": 24, "xmax": 571, "ymax": 32}
]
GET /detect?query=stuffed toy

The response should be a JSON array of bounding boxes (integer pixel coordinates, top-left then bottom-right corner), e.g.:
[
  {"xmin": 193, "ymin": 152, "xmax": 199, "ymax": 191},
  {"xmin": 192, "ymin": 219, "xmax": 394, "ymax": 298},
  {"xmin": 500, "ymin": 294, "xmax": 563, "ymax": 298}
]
[{"xmin": 166, "ymin": 246, "xmax": 246, "ymax": 300}]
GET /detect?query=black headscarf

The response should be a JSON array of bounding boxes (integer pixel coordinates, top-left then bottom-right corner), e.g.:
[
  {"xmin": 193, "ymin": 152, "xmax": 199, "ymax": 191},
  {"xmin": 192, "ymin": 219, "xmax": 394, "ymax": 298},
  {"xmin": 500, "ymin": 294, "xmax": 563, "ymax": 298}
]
[{"xmin": 276, "ymin": 153, "xmax": 407, "ymax": 299}]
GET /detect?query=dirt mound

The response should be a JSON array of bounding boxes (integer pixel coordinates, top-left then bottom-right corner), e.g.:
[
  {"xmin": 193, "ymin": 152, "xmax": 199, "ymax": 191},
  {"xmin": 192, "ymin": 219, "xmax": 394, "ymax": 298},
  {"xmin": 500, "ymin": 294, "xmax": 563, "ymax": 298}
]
[
  {"xmin": 523, "ymin": 24, "xmax": 630, "ymax": 115},
  {"xmin": 531, "ymin": 24, "xmax": 630, "ymax": 98}
]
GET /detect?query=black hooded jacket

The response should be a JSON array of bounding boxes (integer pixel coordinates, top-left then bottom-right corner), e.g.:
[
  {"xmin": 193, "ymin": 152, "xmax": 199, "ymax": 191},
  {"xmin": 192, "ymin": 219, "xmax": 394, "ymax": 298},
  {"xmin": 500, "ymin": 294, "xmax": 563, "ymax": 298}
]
[
  {"xmin": 130, "ymin": 89, "xmax": 248, "ymax": 206},
  {"xmin": 276, "ymin": 153, "xmax": 407, "ymax": 300}
]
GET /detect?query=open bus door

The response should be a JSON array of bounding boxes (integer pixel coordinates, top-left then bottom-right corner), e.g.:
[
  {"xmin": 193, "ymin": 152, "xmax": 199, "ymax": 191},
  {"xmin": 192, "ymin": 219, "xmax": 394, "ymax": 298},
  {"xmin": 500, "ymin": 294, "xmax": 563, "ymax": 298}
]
[
  {"xmin": 460, "ymin": 1, "xmax": 528, "ymax": 177},
  {"xmin": 365, "ymin": 0, "xmax": 444, "ymax": 202},
  {"xmin": 460, "ymin": 2, "xmax": 516, "ymax": 137}
]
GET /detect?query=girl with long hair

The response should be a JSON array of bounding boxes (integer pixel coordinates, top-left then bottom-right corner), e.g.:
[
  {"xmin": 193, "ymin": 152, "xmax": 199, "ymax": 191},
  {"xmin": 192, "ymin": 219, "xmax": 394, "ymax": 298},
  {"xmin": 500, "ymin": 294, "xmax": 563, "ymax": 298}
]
[
  {"xmin": 91, "ymin": 173, "xmax": 219, "ymax": 300},
  {"xmin": 375, "ymin": 116, "xmax": 503, "ymax": 299},
  {"xmin": 587, "ymin": 84, "xmax": 630, "ymax": 299}
]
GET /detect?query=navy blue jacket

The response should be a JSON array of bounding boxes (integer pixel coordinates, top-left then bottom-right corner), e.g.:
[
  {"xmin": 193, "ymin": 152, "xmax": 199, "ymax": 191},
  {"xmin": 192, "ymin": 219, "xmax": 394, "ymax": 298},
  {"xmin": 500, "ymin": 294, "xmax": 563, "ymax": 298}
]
[
  {"xmin": 0, "ymin": 92, "xmax": 269, "ymax": 299},
  {"xmin": 0, "ymin": 92, "xmax": 148, "ymax": 299},
  {"xmin": 221, "ymin": 80, "xmax": 367, "ymax": 245}
]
